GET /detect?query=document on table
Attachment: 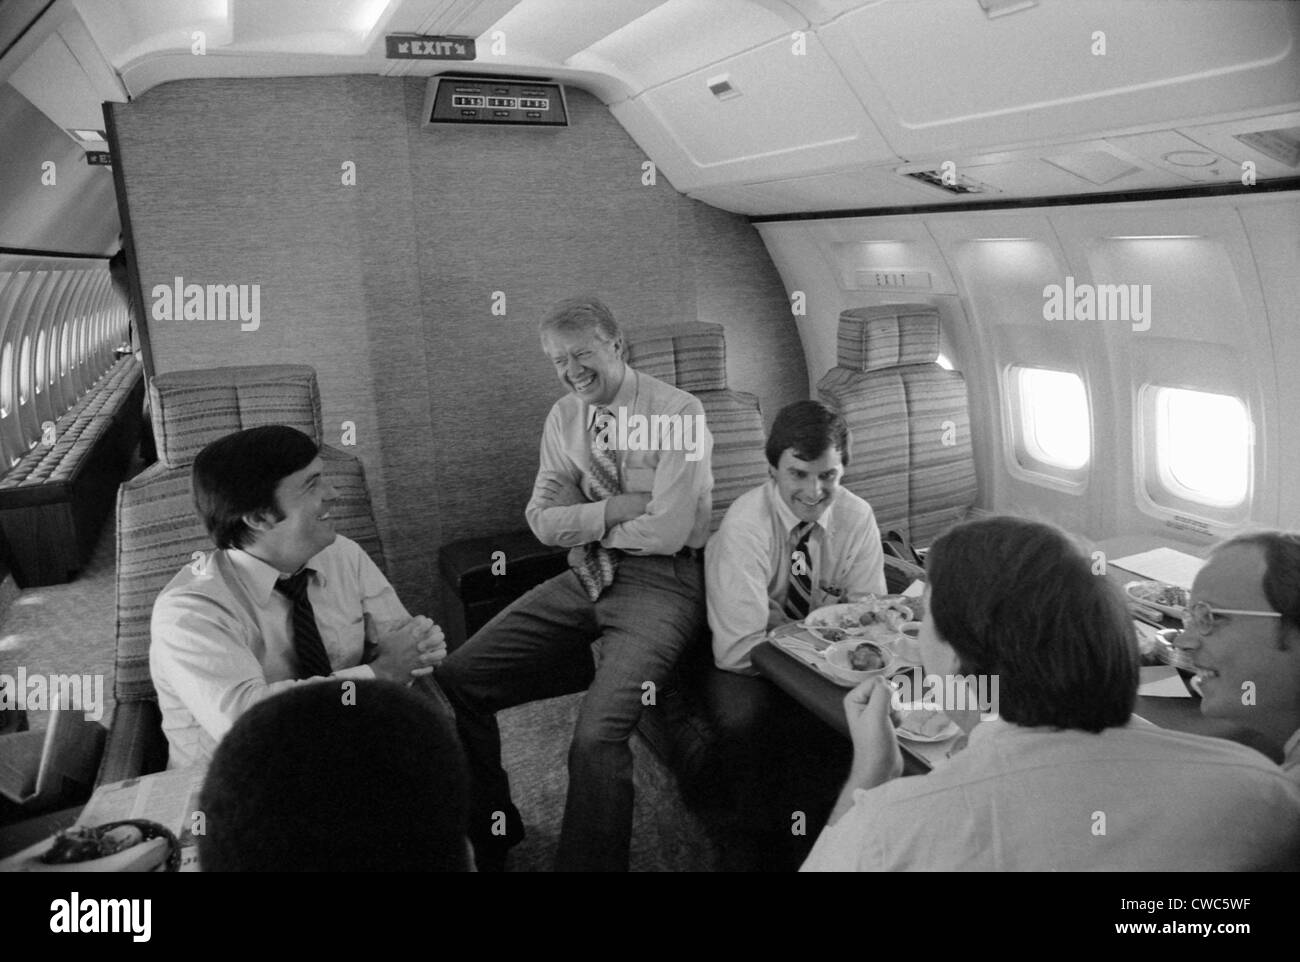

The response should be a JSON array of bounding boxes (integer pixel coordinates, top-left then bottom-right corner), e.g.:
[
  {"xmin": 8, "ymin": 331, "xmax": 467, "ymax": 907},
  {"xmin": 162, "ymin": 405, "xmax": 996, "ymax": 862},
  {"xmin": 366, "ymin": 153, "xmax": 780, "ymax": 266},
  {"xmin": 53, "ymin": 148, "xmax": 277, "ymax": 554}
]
[
  {"xmin": 1110, "ymin": 548, "xmax": 1204, "ymax": 588},
  {"xmin": 77, "ymin": 765, "xmax": 207, "ymax": 871},
  {"xmin": 1138, "ymin": 666, "xmax": 1193, "ymax": 698}
]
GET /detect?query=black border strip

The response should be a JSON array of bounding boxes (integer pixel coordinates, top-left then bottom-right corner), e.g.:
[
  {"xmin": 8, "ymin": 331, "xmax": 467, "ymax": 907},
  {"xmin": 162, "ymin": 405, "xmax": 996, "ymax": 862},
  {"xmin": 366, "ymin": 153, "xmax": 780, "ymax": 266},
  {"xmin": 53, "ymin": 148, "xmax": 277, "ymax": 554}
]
[
  {"xmin": 747, "ymin": 177, "xmax": 1300, "ymax": 223},
  {"xmin": 103, "ymin": 98, "xmax": 155, "ymax": 380},
  {"xmin": 0, "ymin": 246, "xmax": 106, "ymax": 259}
]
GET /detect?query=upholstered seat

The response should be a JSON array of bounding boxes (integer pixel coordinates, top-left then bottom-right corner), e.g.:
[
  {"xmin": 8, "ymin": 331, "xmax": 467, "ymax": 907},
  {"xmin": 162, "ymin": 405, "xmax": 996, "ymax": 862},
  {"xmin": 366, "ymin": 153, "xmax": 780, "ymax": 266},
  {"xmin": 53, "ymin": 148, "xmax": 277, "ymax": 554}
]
[
  {"xmin": 0, "ymin": 356, "xmax": 144, "ymax": 585},
  {"xmin": 98, "ymin": 365, "xmax": 385, "ymax": 784},
  {"xmin": 817, "ymin": 304, "xmax": 977, "ymax": 546}
]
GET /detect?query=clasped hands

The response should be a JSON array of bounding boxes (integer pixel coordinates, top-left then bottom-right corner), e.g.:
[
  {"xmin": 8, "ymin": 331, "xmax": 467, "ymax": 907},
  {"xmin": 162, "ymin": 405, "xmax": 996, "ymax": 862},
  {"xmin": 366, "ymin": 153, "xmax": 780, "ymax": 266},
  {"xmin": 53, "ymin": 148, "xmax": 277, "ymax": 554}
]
[{"xmin": 364, "ymin": 613, "xmax": 446, "ymax": 684}]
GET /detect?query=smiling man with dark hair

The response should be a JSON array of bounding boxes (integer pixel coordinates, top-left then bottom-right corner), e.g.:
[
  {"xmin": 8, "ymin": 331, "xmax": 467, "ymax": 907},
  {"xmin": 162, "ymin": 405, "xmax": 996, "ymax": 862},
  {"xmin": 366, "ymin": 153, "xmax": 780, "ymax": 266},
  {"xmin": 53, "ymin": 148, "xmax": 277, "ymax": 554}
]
[{"xmin": 151, "ymin": 425, "xmax": 448, "ymax": 769}]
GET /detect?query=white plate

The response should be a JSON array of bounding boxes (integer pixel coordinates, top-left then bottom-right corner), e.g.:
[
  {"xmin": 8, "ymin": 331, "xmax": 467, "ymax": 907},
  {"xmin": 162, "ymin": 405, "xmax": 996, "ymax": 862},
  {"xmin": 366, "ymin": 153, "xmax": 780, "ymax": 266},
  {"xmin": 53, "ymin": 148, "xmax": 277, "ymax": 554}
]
[
  {"xmin": 1124, "ymin": 580, "xmax": 1189, "ymax": 618},
  {"xmin": 803, "ymin": 598, "xmax": 914, "ymax": 644},
  {"xmin": 894, "ymin": 703, "xmax": 961, "ymax": 743},
  {"xmin": 821, "ymin": 639, "xmax": 893, "ymax": 685}
]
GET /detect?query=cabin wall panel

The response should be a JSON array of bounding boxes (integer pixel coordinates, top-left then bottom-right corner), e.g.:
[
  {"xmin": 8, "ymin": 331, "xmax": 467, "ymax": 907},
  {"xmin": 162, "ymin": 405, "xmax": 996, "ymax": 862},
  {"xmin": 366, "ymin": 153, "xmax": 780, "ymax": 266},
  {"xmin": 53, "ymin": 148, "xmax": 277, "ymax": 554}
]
[
  {"xmin": 112, "ymin": 77, "xmax": 441, "ymax": 613},
  {"xmin": 111, "ymin": 78, "xmax": 801, "ymax": 613}
]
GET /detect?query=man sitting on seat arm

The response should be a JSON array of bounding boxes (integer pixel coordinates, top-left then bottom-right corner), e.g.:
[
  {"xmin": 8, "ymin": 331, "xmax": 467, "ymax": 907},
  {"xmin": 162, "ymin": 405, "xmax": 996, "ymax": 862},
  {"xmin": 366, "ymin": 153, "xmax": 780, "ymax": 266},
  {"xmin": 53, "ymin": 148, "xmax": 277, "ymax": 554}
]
[
  {"xmin": 150, "ymin": 425, "xmax": 446, "ymax": 769},
  {"xmin": 435, "ymin": 296, "xmax": 713, "ymax": 872}
]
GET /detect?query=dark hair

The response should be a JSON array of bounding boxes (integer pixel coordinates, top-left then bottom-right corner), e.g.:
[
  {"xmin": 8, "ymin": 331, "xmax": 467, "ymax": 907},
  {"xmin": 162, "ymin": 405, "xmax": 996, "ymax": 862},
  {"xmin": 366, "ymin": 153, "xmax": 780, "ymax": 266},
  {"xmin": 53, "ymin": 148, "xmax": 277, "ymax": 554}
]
[
  {"xmin": 538, "ymin": 296, "xmax": 624, "ymax": 357},
  {"xmin": 198, "ymin": 679, "xmax": 471, "ymax": 872},
  {"xmin": 1214, "ymin": 530, "xmax": 1300, "ymax": 649},
  {"xmin": 925, "ymin": 516, "xmax": 1138, "ymax": 732},
  {"xmin": 191, "ymin": 426, "xmax": 319, "ymax": 550},
  {"xmin": 765, "ymin": 400, "xmax": 851, "ymax": 468}
]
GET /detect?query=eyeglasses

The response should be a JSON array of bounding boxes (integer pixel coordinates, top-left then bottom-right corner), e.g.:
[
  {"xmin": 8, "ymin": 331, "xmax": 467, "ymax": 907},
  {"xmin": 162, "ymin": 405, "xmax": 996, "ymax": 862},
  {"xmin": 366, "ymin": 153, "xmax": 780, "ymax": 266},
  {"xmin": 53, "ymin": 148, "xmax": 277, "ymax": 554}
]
[{"xmin": 1180, "ymin": 601, "xmax": 1282, "ymax": 634}]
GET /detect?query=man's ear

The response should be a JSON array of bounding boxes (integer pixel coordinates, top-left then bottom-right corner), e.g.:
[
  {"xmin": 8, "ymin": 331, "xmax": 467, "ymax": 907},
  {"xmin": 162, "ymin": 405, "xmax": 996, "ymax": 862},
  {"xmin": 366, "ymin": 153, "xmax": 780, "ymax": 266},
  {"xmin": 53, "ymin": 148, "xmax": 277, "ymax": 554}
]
[
  {"xmin": 767, "ymin": 463, "xmax": 779, "ymax": 483},
  {"xmin": 241, "ymin": 509, "xmax": 277, "ymax": 534}
]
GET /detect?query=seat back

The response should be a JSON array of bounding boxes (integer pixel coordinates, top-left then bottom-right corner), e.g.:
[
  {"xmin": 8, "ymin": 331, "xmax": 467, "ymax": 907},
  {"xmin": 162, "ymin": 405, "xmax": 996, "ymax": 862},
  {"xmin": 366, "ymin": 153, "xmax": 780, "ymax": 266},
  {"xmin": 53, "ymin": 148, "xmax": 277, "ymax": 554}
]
[
  {"xmin": 113, "ymin": 365, "xmax": 385, "ymax": 706},
  {"xmin": 625, "ymin": 322, "xmax": 766, "ymax": 533},
  {"xmin": 816, "ymin": 305, "xmax": 976, "ymax": 546}
]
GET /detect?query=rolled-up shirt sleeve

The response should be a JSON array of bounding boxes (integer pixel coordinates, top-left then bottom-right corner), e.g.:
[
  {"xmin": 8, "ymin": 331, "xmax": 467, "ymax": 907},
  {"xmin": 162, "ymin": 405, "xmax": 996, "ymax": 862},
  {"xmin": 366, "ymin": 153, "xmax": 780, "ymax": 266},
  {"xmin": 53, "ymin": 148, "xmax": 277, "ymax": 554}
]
[
  {"xmin": 606, "ymin": 397, "xmax": 712, "ymax": 555},
  {"xmin": 706, "ymin": 519, "xmax": 773, "ymax": 674},
  {"xmin": 526, "ymin": 406, "xmax": 608, "ymax": 547}
]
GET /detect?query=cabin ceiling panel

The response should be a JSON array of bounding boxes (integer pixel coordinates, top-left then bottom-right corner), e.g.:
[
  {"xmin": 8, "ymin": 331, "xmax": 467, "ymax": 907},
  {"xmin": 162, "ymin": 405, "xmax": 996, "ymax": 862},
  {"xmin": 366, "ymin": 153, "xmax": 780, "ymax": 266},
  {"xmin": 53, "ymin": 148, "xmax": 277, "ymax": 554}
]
[
  {"xmin": 822, "ymin": 0, "xmax": 1300, "ymax": 158},
  {"xmin": 614, "ymin": 31, "xmax": 894, "ymax": 192},
  {"xmin": 568, "ymin": 0, "xmax": 802, "ymax": 93},
  {"xmin": 0, "ymin": 82, "xmax": 119, "ymax": 254},
  {"xmin": 481, "ymin": 0, "xmax": 664, "ymax": 64}
]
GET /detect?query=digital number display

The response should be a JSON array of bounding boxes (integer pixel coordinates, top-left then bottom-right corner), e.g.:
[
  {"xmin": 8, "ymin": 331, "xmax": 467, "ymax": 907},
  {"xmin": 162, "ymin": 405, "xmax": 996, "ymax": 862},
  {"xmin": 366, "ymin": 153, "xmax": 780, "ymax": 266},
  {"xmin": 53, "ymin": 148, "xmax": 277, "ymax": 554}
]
[
  {"xmin": 452, "ymin": 95, "xmax": 485, "ymax": 107},
  {"xmin": 486, "ymin": 97, "xmax": 519, "ymax": 109},
  {"xmin": 519, "ymin": 98, "xmax": 549, "ymax": 110}
]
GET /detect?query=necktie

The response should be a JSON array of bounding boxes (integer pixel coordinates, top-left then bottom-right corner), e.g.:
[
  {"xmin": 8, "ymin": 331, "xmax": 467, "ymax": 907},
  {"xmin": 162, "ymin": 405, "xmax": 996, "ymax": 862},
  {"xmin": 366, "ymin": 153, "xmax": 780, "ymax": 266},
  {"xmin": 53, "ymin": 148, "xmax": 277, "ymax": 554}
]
[
  {"xmin": 783, "ymin": 522, "xmax": 816, "ymax": 621},
  {"xmin": 572, "ymin": 406, "xmax": 621, "ymax": 603},
  {"xmin": 275, "ymin": 569, "xmax": 333, "ymax": 679}
]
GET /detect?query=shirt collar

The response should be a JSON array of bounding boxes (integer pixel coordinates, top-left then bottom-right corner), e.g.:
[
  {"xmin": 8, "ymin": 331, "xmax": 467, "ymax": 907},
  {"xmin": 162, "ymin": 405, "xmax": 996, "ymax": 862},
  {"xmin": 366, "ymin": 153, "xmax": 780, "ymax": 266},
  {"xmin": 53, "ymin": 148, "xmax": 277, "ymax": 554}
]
[
  {"xmin": 585, "ymin": 366, "xmax": 638, "ymax": 428},
  {"xmin": 765, "ymin": 479, "xmax": 839, "ymax": 536},
  {"xmin": 1283, "ymin": 728, "xmax": 1300, "ymax": 769},
  {"xmin": 228, "ymin": 548, "xmax": 328, "ymax": 604}
]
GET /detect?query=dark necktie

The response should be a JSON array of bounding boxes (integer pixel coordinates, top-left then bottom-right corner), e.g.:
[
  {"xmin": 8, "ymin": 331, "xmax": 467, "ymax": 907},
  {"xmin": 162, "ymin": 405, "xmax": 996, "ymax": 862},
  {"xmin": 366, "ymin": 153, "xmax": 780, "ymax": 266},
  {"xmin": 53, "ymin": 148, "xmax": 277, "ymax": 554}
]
[
  {"xmin": 275, "ymin": 569, "xmax": 333, "ymax": 679},
  {"xmin": 783, "ymin": 522, "xmax": 816, "ymax": 620},
  {"xmin": 572, "ymin": 406, "xmax": 621, "ymax": 602}
]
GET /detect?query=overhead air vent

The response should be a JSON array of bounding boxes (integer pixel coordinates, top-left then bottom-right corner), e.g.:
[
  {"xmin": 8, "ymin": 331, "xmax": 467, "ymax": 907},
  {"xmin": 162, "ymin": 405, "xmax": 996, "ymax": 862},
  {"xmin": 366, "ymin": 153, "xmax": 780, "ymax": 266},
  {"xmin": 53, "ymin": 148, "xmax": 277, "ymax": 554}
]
[
  {"xmin": 1234, "ymin": 126, "xmax": 1300, "ymax": 168},
  {"xmin": 707, "ymin": 74, "xmax": 741, "ymax": 101},
  {"xmin": 902, "ymin": 169, "xmax": 1000, "ymax": 195}
]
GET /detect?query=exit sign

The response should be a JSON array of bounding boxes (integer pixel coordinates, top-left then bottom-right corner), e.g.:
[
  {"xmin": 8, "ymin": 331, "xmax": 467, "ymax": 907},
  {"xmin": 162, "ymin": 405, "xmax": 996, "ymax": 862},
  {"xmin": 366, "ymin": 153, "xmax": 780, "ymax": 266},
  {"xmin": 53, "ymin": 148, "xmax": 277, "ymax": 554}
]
[
  {"xmin": 86, "ymin": 151, "xmax": 112, "ymax": 166},
  {"xmin": 385, "ymin": 35, "xmax": 476, "ymax": 60}
]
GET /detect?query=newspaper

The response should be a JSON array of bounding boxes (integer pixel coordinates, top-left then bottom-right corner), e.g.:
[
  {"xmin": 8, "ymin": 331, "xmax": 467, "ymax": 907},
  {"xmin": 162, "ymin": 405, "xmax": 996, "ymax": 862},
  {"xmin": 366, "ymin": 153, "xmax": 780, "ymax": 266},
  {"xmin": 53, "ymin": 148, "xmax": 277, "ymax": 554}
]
[{"xmin": 76, "ymin": 765, "xmax": 207, "ymax": 872}]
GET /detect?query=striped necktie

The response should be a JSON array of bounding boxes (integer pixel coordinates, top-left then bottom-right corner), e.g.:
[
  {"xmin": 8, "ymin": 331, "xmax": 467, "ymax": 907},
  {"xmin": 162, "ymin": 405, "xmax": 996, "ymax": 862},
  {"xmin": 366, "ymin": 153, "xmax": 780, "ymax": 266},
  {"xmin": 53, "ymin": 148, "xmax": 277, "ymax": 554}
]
[
  {"xmin": 783, "ymin": 521, "xmax": 816, "ymax": 621},
  {"xmin": 275, "ymin": 569, "xmax": 333, "ymax": 679},
  {"xmin": 572, "ymin": 406, "xmax": 621, "ymax": 603}
]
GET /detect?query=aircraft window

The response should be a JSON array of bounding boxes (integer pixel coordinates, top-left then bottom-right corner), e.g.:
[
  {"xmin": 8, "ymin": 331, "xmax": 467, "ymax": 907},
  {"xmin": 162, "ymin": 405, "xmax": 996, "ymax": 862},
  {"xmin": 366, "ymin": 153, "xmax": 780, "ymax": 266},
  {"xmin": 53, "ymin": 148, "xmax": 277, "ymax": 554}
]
[
  {"xmin": 1015, "ymin": 367, "xmax": 1089, "ymax": 471},
  {"xmin": 1155, "ymin": 388, "xmax": 1250, "ymax": 507},
  {"xmin": 0, "ymin": 342, "xmax": 11, "ymax": 417},
  {"xmin": 937, "ymin": 353, "xmax": 954, "ymax": 371},
  {"xmin": 35, "ymin": 331, "xmax": 46, "ymax": 394},
  {"xmin": 60, "ymin": 322, "xmax": 69, "ymax": 375},
  {"xmin": 18, "ymin": 336, "xmax": 30, "ymax": 405}
]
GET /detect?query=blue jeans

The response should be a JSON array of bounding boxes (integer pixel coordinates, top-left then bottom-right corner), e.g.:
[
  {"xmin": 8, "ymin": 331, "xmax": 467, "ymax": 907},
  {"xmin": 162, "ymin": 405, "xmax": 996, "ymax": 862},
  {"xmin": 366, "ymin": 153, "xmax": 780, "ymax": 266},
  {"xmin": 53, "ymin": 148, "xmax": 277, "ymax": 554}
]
[{"xmin": 435, "ymin": 553, "xmax": 705, "ymax": 871}]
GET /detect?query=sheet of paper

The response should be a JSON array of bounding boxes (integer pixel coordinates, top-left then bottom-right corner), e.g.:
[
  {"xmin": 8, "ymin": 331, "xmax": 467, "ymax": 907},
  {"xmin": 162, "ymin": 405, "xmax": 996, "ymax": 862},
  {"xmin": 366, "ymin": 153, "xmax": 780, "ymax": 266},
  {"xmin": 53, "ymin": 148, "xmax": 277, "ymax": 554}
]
[
  {"xmin": 1110, "ymin": 548, "xmax": 1204, "ymax": 589},
  {"xmin": 1138, "ymin": 665, "xmax": 1193, "ymax": 698}
]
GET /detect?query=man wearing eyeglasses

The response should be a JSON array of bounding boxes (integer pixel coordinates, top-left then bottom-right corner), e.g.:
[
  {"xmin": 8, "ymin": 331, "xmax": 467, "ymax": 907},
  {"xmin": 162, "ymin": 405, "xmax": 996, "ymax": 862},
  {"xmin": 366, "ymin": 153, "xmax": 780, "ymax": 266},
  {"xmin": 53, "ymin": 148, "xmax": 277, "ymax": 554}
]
[{"xmin": 1175, "ymin": 531, "xmax": 1300, "ymax": 781}]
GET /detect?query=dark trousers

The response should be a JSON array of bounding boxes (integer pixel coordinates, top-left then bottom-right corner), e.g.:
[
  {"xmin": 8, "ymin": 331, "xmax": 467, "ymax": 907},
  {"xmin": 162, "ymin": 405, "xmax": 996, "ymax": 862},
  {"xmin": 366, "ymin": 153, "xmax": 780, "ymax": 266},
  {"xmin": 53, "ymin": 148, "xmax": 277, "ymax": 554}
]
[
  {"xmin": 435, "ymin": 553, "xmax": 705, "ymax": 872},
  {"xmin": 694, "ymin": 669, "xmax": 850, "ymax": 871}
]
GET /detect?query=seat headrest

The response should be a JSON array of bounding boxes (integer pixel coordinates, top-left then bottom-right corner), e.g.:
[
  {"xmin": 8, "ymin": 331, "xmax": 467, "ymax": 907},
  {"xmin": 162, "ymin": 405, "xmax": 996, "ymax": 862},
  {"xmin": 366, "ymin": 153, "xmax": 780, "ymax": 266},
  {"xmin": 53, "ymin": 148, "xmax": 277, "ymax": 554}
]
[
  {"xmin": 836, "ymin": 304, "xmax": 941, "ymax": 372},
  {"xmin": 625, "ymin": 322, "xmax": 727, "ymax": 392},
  {"xmin": 149, "ymin": 365, "xmax": 323, "ymax": 469}
]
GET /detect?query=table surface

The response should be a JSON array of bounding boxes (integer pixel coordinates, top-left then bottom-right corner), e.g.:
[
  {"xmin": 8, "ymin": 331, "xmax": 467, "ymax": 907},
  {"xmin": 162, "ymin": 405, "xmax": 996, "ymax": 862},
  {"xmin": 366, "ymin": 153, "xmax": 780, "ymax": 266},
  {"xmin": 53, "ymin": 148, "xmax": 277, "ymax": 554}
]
[{"xmin": 751, "ymin": 533, "xmax": 1282, "ymax": 770}]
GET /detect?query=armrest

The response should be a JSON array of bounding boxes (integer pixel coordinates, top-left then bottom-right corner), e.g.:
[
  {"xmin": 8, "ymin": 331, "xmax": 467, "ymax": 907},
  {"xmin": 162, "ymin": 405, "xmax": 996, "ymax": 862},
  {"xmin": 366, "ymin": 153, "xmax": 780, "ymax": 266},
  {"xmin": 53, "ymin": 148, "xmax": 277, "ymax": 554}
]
[
  {"xmin": 883, "ymin": 554, "xmax": 925, "ymax": 594},
  {"xmin": 96, "ymin": 700, "xmax": 168, "ymax": 786}
]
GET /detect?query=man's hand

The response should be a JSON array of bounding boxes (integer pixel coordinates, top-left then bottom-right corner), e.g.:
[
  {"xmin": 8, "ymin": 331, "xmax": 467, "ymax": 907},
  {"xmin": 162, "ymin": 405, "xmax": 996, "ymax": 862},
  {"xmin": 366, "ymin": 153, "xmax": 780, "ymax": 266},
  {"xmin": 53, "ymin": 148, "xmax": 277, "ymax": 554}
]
[
  {"xmin": 843, "ymin": 676, "xmax": 904, "ymax": 791},
  {"xmin": 604, "ymin": 492, "xmax": 651, "ymax": 528},
  {"xmin": 364, "ymin": 614, "xmax": 446, "ymax": 684}
]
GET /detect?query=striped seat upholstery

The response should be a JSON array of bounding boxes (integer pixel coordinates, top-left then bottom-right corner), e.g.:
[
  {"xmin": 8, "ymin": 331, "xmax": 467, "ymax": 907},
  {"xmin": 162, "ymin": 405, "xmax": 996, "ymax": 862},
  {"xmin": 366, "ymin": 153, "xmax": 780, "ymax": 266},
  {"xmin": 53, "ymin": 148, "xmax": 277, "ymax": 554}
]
[
  {"xmin": 817, "ymin": 304, "xmax": 976, "ymax": 546},
  {"xmin": 102, "ymin": 366, "xmax": 384, "ymax": 783},
  {"xmin": 625, "ymin": 322, "xmax": 765, "ymax": 532}
]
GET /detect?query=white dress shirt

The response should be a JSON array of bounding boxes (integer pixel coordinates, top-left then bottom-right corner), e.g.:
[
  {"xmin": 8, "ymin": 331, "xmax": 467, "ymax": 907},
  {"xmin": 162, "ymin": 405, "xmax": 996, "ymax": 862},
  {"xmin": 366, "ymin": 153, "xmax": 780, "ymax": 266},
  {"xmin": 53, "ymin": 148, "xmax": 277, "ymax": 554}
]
[
  {"xmin": 706, "ymin": 481, "xmax": 885, "ymax": 673},
  {"xmin": 801, "ymin": 716, "xmax": 1300, "ymax": 871},
  {"xmin": 150, "ymin": 535, "xmax": 409, "ymax": 768},
  {"xmin": 526, "ymin": 367, "xmax": 713, "ymax": 554},
  {"xmin": 1284, "ymin": 728, "xmax": 1300, "ymax": 783}
]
